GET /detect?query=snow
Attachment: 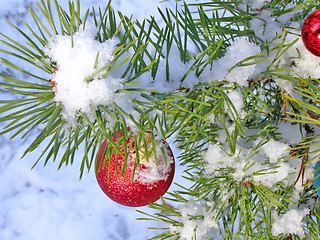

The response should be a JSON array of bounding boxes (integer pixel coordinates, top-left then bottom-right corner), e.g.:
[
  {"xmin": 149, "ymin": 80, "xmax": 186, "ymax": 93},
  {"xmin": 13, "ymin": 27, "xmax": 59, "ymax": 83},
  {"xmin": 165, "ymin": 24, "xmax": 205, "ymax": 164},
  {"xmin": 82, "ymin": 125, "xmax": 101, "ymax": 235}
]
[
  {"xmin": 170, "ymin": 200, "xmax": 219, "ymax": 240},
  {"xmin": 277, "ymin": 3, "xmax": 303, "ymax": 25},
  {"xmin": 45, "ymin": 27, "xmax": 122, "ymax": 122},
  {"xmin": 133, "ymin": 141, "xmax": 175, "ymax": 184},
  {"xmin": 272, "ymin": 208, "xmax": 309, "ymax": 238},
  {"xmin": 0, "ymin": 142, "xmax": 164, "ymax": 240},
  {"xmin": 286, "ymin": 38, "xmax": 320, "ymax": 79},
  {"xmin": 204, "ymin": 143, "xmax": 247, "ymax": 182},
  {"xmin": 242, "ymin": 0, "xmax": 272, "ymax": 10},
  {"xmin": 226, "ymin": 89, "xmax": 247, "ymax": 120},
  {"xmin": 275, "ymin": 122, "xmax": 303, "ymax": 145},
  {"xmin": 253, "ymin": 163, "xmax": 292, "ymax": 188},
  {"xmin": 257, "ymin": 138, "xmax": 289, "ymax": 163},
  {"xmin": 201, "ymin": 37, "xmax": 261, "ymax": 86},
  {"xmin": 247, "ymin": 2, "xmax": 320, "ymax": 81},
  {"xmin": 274, "ymin": 77, "xmax": 296, "ymax": 96},
  {"xmin": 204, "ymin": 136, "xmax": 298, "ymax": 188},
  {"xmin": 151, "ymin": 45, "xmax": 197, "ymax": 92}
]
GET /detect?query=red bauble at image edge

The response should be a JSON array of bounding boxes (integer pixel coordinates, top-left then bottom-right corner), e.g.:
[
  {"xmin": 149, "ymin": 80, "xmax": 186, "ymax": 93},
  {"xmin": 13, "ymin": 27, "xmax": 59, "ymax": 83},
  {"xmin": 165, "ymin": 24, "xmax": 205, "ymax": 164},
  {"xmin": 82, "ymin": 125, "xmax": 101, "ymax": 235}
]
[
  {"xmin": 95, "ymin": 132, "xmax": 175, "ymax": 207},
  {"xmin": 301, "ymin": 9, "xmax": 320, "ymax": 57}
]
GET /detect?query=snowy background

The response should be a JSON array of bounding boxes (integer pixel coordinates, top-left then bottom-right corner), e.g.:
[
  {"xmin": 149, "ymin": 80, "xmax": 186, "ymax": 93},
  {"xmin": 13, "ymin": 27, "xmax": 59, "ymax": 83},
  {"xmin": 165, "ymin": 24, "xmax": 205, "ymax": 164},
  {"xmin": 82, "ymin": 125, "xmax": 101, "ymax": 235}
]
[{"xmin": 0, "ymin": 0, "xmax": 189, "ymax": 239}]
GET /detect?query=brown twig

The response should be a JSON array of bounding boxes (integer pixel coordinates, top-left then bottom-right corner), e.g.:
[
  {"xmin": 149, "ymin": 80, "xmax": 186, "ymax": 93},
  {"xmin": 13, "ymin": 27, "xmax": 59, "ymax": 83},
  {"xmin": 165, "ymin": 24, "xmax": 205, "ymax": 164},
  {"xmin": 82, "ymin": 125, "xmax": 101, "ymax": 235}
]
[
  {"xmin": 306, "ymin": 110, "xmax": 320, "ymax": 128},
  {"xmin": 282, "ymin": 92, "xmax": 287, "ymax": 122}
]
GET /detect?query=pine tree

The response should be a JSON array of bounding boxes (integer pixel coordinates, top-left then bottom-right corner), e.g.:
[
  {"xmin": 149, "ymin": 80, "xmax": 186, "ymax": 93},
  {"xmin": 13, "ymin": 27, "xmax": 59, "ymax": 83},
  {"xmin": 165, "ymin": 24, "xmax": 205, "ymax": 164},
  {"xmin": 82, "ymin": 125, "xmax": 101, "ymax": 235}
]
[{"xmin": 1, "ymin": 0, "xmax": 320, "ymax": 239}]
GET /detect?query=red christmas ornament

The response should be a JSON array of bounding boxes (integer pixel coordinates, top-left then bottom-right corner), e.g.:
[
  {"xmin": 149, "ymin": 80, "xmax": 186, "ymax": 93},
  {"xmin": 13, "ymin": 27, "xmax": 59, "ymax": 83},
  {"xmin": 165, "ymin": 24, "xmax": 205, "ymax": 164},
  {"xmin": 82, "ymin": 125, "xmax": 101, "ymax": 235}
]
[
  {"xmin": 95, "ymin": 131, "xmax": 175, "ymax": 207},
  {"xmin": 301, "ymin": 9, "xmax": 320, "ymax": 57}
]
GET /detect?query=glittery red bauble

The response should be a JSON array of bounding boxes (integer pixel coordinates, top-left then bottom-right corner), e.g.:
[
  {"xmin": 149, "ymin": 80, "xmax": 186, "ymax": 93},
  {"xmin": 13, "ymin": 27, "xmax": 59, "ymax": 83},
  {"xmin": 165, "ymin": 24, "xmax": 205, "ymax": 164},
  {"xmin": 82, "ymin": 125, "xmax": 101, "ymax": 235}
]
[
  {"xmin": 95, "ymin": 132, "xmax": 175, "ymax": 207},
  {"xmin": 301, "ymin": 9, "xmax": 320, "ymax": 57}
]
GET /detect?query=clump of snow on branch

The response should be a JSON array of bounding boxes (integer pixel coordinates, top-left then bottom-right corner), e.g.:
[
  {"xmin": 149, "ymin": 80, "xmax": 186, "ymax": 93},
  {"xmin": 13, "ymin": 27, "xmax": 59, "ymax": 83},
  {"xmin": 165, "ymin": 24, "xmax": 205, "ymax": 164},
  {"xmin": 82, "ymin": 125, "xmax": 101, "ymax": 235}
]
[
  {"xmin": 201, "ymin": 37, "xmax": 261, "ymax": 86},
  {"xmin": 242, "ymin": 0, "xmax": 272, "ymax": 10},
  {"xmin": 272, "ymin": 208, "xmax": 309, "ymax": 238},
  {"xmin": 257, "ymin": 138, "xmax": 289, "ymax": 163},
  {"xmin": 277, "ymin": 3, "xmax": 303, "ymax": 25},
  {"xmin": 226, "ymin": 90, "xmax": 247, "ymax": 120},
  {"xmin": 44, "ymin": 25, "xmax": 123, "ymax": 122},
  {"xmin": 133, "ymin": 142, "xmax": 175, "ymax": 184},
  {"xmin": 286, "ymin": 37, "xmax": 320, "ymax": 79},
  {"xmin": 153, "ymin": 45, "xmax": 197, "ymax": 92},
  {"xmin": 170, "ymin": 200, "xmax": 219, "ymax": 240},
  {"xmin": 135, "ymin": 44, "xmax": 197, "ymax": 93},
  {"xmin": 203, "ymin": 136, "xmax": 301, "ymax": 187},
  {"xmin": 204, "ymin": 144, "xmax": 248, "ymax": 182}
]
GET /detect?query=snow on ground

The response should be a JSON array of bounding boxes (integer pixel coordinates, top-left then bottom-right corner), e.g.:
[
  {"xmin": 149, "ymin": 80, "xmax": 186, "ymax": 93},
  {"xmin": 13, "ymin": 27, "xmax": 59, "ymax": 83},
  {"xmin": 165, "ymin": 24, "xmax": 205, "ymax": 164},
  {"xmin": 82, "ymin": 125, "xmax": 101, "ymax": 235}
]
[
  {"xmin": 0, "ymin": 148, "xmax": 157, "ymax": 240},
  {"xmin": 0, "ymin": 0, "xmax": 189, "ymax": 239}
]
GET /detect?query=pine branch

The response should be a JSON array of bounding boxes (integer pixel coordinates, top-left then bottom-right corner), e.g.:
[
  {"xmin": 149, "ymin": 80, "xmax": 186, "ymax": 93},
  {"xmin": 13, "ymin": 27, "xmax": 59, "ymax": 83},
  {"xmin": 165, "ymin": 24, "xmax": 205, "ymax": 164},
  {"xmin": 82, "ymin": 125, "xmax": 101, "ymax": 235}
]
[
  {"xmin": 0, "ymin": 0, "xmax": 174, "ymax": 178},
  {"xmin": 2, "ymin": 0, "xmax": 320, "ymax": 239}
]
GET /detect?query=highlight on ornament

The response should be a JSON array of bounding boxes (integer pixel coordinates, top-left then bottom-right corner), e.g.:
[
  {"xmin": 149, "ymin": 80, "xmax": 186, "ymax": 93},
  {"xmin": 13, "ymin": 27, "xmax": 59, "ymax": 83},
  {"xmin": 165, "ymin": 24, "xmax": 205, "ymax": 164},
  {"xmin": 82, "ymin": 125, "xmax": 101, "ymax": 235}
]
[
  {"xmin": 301, "ymin": 9, "xmax": 320, "ymax": 57},
  {"xmin": 95, "ymin": 130, "xmax": 175, "ymax": 207}
]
